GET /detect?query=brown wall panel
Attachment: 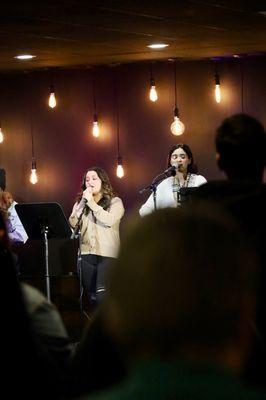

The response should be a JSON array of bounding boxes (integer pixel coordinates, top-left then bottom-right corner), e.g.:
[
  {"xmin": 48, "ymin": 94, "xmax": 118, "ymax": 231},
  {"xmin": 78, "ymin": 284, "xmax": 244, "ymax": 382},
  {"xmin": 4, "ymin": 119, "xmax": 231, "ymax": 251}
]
[{"xmin": 0, "ymin": 57, "xmax": 265, "ymax": 219}]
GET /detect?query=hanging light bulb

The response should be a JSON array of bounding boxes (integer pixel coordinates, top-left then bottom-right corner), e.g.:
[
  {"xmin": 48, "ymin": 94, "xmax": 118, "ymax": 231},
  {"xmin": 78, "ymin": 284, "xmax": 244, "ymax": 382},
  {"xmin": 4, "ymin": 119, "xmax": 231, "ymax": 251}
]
[
  {"xmin": 116, "ymin": 156, "xmax": 124, "ymax": 178},
  {"xmin": 170, "ymin": 107, "xmax": 185, "ymax": 136},
  {"xmin": 149, "ymin": 77, "xmax": 158, "ymax": 102},
  {"xmin": 0, "ymin": 125, "xmax": 4, "ymax": 143},
  {"xmin": 170, "ymin": 61, "xmax": 185, "ymax": 136},
  {"xmin": 30, "ymin": 159, "xmax": 38, "ymax": 184},
  {"xmin": 48, "ymin": 85, "xmax": 57, "ymax": 108},
  {"xmin": 92, "ymin": 114, "xmax": 100, "ymax": 138},
  {"xmin": 114, "ymin": 69, "xmax": 124, "ymax": 179},
  {"xmin": 214, "ymin": 72, "xmax": 221, "ymax": 103},
  {"xmin": 91, "ymin": 76, "xmax": 100, "ymax": 137}
]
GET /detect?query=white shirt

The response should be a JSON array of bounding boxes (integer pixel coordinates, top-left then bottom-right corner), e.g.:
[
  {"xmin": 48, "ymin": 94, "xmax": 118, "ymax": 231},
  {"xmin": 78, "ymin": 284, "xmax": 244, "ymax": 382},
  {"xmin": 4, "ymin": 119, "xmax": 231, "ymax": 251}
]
[
  {"xmin": 139, "ymin": 174, "xmax": 207, "ymax": 217},
  {"xmin": 7, "ymin": 201, "xmax": 28, "ymax": 243}
]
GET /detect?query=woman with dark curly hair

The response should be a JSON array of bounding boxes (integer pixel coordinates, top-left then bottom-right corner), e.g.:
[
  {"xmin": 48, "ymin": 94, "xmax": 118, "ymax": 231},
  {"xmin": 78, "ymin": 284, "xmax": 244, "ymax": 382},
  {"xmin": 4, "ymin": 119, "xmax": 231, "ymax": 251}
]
[
  {"xmin": 139, "ymin": 144, "xmax": 207, "ymax": 216},
  {"xmin": 69, "ymin": 167, "xmax": 124, "ymax": 306}
]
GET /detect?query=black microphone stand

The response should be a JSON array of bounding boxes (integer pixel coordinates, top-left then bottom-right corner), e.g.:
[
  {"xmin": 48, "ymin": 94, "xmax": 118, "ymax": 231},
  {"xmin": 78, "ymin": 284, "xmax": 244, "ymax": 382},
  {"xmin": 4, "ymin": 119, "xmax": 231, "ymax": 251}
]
[
  {"xmin": 139, "ymin": 166, "xmax": 176, "ymax": 211},
  {"xmin": 71, "ymin": 205, "xmax": 86, "ymax": 320}
]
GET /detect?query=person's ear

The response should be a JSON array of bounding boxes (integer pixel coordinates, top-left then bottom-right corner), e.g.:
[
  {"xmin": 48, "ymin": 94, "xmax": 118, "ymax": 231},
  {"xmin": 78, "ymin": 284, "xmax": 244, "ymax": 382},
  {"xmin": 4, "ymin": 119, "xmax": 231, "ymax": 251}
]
[
  {"xmin": 188, "ymin": 158, "xmax": 191, "ymax": 165},
  {"xmin": 216, "ymin": 152, "xmax": 223, "ymax": 170}
]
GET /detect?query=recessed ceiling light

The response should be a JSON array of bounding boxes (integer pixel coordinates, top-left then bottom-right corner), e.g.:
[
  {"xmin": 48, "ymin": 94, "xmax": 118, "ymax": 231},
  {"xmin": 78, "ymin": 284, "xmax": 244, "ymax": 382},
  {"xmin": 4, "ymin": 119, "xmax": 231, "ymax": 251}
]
[
  {"xmin": 147, "ymin": 43, "xmax": 169, "ymax": 49},
  {"xmin": 14, "ymin": 54, "xmax": 36, "ymax": 60}
]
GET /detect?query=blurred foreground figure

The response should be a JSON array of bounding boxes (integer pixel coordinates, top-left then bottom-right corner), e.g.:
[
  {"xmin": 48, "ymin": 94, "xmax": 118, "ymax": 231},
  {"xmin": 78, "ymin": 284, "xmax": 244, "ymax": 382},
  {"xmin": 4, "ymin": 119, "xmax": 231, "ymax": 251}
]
[
  {"xmin": 0, "ymin": 212, "xmax": 70, "ymax": 398},
  {"xmin": 85, "ymin": 206, "xmax": 264, "ymax": 399},
  {"xmin": 194, "ymin": 113, "xmax": 266, "ymax": 387}
]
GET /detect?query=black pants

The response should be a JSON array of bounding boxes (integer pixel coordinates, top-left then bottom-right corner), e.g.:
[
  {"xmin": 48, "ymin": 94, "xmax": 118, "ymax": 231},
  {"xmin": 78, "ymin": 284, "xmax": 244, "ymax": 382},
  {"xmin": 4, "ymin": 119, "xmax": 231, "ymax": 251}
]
[{"xmin": 79, "ymin": 254, "xmax": 112, "ymax": 305}]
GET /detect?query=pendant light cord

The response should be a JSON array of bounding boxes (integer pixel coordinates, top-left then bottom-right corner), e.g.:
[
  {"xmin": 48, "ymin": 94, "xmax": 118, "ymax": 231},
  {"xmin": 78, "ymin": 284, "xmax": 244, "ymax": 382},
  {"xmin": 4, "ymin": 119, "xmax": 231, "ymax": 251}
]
[
  {"xmin": 174, "ymin": 60, "xmax": 177, "ymax": 108},
  {"xmin": 30, "ymin": 116, "xmax": 34, "ymax": 159},
  {"xmin": 114, "ymin": 70, "xmax": 120, "ymax": 158},
  {"xmin": 92, "ymin": 73, "xmax": 97, "ymax": 113},
  {"xmin": 240, "ymin": 58, "xmax": 244, "ymax": 113}
]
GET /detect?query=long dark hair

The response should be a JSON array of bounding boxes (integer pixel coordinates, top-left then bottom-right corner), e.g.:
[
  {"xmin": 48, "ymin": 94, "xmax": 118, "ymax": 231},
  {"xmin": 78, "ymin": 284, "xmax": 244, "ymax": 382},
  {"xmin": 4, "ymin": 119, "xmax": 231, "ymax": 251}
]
[
  {"xmin": 167, "ymin": 143, "xmax": 198, "ymax": 174},
  {"xmin": 77, "ymin": 167, "xmax": 116, "ymax": 210}
]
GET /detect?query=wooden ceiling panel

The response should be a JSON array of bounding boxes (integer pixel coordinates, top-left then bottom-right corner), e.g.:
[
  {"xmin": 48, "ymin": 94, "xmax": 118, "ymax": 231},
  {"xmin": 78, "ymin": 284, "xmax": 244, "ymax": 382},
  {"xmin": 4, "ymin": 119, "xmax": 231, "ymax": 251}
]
[{"xmin": 0, "ymin": 1, "xmax": 264, "ymax": 71}]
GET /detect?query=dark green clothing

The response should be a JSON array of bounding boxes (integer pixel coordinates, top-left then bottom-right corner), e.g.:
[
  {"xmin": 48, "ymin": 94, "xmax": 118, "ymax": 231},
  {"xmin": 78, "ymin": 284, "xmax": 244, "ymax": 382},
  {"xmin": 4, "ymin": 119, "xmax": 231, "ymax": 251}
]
[{"xmin": 85, "ymin": 360, "xmax": 265, "ymax": 400}]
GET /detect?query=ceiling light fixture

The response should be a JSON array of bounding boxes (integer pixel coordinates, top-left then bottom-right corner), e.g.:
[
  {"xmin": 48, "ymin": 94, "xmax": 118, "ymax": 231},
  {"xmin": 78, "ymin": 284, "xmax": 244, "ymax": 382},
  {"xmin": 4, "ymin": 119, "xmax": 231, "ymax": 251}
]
[
  {"xmin": 48, "ymin": 85, "xmax": 57, "ymax": 108},
  {"xmin": 15, "ymin": 54, "xmax": 36, "ymax": 60},
  {"xmin": 170, "ymin": 60, "xmax": 185, "ymax": 136},
  {"xmin": 147, "ymin": 43, "xmax": 169, "ymax": 49},
  {"xmin": 149, "ymin": 63, "xmax": 158, "ymax": 102},
  {"xmin": 48, "ymin": 71, "xmax": 57, "ymax": 109},
  {"xmin": 29, "ymin": 118, "xmax": 38, "ymax": 185},
  {"xmin": 92, "ymin": 74, "xmax": 100, "ymax": 138},
  {"xmin": 214, "ymin": 63, "xmax": 221, "ymax": 104},
  {"xmin": 114, "ymin": 70, "xmax": 125, "ymax": 178},
  {"xmin": 0, "ymin": 123, "xmax": 4, "ymax": 143}
]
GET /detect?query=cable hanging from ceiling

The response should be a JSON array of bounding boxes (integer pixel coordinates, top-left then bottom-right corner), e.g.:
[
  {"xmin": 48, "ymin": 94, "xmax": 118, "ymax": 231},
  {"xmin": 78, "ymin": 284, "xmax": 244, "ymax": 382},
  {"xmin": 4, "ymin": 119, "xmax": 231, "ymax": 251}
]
[
  {"xmin": 214, "ymin": 61, "xmax": 221, "ymax": 104},
  {"xmin": 114, "ymin": 69, "xmax": 125, "ymax": 178},
  {"xmin": 240, "ymin": 56, "xmax": 244, "ymax": 113},
  {"xmin": 170, "ymin": 60, "xmax": 185, "ymax": 136},
  {"xmin": 48, "ymin": 70, "xmax": 57, "ymax": 109},
  {"xmin": 149, "ymin": 62, "xmax": 158, "ymax": 102},
  {"xmin": 29, "ymin": 116, "xmax": 38, "ymax": 185},
  {"xmin": 92, "ymin": 71, "xmax": 100, "ymax": 138}
]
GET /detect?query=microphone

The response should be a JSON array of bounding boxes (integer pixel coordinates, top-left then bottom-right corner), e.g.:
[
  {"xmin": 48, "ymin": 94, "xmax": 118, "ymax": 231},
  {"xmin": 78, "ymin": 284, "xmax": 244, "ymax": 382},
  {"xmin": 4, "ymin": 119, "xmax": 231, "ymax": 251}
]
[
  {"xmin": 71, "ymin": 198, "xmax": 88, "ymax": 239},
  {"xmin": 76, "ymin": 197, "xmax": 88, "ymax": 218},
  {"xmin": 79, "ymin": 197, "xmax": 87, "ymax": 208},
  {"xmin": 163, "ymin": 164, "xmax": 178, "ymax": 175}
]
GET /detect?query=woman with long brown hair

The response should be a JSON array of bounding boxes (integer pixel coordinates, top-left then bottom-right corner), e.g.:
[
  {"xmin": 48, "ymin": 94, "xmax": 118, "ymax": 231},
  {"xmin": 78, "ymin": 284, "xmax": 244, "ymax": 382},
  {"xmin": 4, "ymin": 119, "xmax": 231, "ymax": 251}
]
[{"xmin": 69, "ymin": 167, "xmax": 124, "ymax": 308}]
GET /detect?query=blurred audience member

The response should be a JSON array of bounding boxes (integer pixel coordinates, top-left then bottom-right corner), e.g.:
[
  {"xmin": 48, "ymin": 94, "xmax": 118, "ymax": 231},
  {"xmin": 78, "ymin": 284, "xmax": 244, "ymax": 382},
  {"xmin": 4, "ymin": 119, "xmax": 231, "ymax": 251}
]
[
  {"xmin": 0, "ymin": 212, "xmax": 71, "ymax": 398},
  {"xmin": 81, "ymin": 206, "xmax": 264, "ymax": 399},
  {"xmin": 193, "ymin": 113, "xmax": 266, "ymax": 387},
  {"xmin": 0, "ymin": 167, "xmax": 6, "ymax": 191},
  {"xmin": 0, "ymin": 190, "xmax": 28, "ymax": 243}
]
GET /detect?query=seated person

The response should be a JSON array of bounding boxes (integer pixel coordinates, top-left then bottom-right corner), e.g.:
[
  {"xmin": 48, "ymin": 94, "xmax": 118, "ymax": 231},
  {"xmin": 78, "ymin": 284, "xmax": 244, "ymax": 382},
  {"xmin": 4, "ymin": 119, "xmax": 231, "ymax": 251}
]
[
  {"xmin": 0, "ymin": 191, "xmax": 28, "ymax": 243},
  {"xmin": 0, "ymin": 212, "xmax": 68, "ymax": 398}
]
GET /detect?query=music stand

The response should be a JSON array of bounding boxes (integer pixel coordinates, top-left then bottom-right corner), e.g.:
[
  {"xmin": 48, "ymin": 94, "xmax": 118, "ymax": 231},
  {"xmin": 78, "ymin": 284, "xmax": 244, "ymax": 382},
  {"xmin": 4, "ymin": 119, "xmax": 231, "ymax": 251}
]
[
  {"xmin": 15, "ymin": 202, "xmax": 72, "ymax": 302},
  {"xmin": 178, "ymin": 187, "xmax": 198, "ymax": 205}
]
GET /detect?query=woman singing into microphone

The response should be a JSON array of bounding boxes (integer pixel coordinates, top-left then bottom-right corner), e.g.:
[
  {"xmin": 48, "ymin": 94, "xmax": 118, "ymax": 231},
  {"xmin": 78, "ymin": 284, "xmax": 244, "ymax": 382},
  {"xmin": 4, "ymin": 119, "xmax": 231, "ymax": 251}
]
[
  {"xmin": 69, "ymin": 167, "xmax": 124, "ymax": 308},
  {"xmin": 139, "ymin": 144, "xmax": 207, "ymax": 216}
]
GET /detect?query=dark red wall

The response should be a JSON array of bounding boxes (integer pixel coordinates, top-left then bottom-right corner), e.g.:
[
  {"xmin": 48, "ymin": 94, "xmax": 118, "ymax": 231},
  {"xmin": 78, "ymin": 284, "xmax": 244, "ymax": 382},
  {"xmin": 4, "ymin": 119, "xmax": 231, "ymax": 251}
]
[{"xmin": 0, "ymin": 57, "xmax": 265, "ymax": 218}]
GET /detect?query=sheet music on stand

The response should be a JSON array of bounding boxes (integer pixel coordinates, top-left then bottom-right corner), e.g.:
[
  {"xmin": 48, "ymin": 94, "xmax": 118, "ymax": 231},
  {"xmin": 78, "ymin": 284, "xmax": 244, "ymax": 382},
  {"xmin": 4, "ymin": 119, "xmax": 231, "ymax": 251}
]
[{"xmin": 15, "ymin": 202, "xmax": 72, "ymax": 301}]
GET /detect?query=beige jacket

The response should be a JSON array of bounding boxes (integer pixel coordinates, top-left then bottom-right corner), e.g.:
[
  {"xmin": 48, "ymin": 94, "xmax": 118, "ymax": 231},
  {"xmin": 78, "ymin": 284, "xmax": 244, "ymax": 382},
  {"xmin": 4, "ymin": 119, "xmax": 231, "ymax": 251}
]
[{"xmin": 69, "ymin": 196, "xmax": 125, "ymax": 258}]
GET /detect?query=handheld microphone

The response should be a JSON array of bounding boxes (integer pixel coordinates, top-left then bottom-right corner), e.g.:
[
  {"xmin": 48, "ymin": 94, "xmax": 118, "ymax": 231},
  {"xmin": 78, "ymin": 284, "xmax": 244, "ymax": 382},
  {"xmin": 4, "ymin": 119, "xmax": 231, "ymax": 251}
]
[
  {"xmin": 71, "ymin": 198, "xmax": 88, "ymax": 239},
  {"xmin": 80, "ymin": 197, "xmax": 88, "ymax": 206}
]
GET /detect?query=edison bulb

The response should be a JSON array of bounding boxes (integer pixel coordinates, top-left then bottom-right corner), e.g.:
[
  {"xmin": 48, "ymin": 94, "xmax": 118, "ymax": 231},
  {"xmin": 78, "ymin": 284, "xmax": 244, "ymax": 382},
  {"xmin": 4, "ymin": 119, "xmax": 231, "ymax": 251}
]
[
  {"xmin": 149, "ymin": 85, "xmax": 158, "ymax": 102},
  {"xmin": 92, "ymin": 121, "xmax": 100, "ymax": 137},
  {"xmin": 0, "ymin": 127, "xmax": 4, "ymax": 143},
  {"xmin": 215, "ymin": 84, "xmax": 221, "ymax": 103},
  {"xmin": 116, "ymin": 164, "xmax": 124, "ymax": 178},
  {"xmin": 49, "ymin": 92, "xmax": 57, "ymax": 108},
  {"xmin": 30, "ymin": 168, "xmax": 38, "ymax": 184},
  {"xmin": 170, "ymin": 116, "xmax": 185, "ymax": 136}
]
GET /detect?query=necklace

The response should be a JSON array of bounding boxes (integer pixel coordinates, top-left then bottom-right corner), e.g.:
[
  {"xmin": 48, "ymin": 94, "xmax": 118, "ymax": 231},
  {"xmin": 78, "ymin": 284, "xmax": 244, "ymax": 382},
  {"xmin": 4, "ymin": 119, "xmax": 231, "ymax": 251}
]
[{"xmin": 173, "ymin": 173, "xmax": 191, "ymax": 205}]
